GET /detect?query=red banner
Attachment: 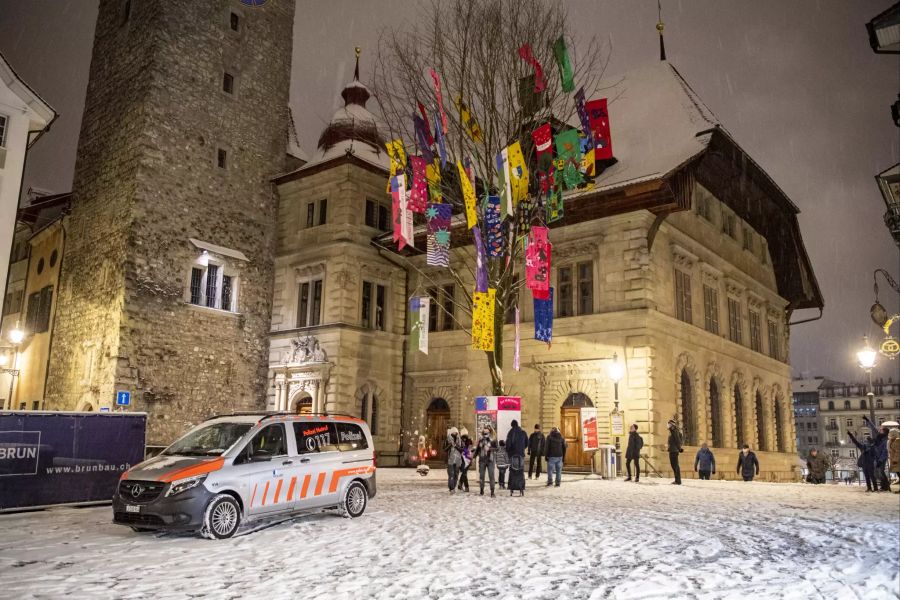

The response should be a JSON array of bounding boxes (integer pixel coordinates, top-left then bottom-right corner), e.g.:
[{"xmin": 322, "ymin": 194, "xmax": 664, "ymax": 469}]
[{"xmin": 586, "ymin": 98, "xmax": 613, "ymax": 160}]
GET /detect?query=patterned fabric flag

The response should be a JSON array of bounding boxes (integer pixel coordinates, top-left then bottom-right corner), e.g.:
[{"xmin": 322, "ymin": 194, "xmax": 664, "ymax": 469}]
[
  {"xmin": 534, "ymin": 287, "xmax": 554, "ymax": 344},
  {"xmin": 458, "ymin": 160, "xmax": 478, "ymax": 229},
  {"xmin": 485, "ymin": 195, "xmax": 505, "ymax": 257},
  {"xmin": 579, "ymin": 132, "xmax": 596, "ymax": 178},
  {"xmin": 495, "ymin": 148, "xmax": 513, "ymax": 218},
  {"xmin": 574, "ymin": 87, "xmax": 594, "ymax": 151},
  {"xmin": 514, "ymin": 306, "xmax": 521, "ymax": 371},
  {"xmin": 552, "ymin": 36, "xmax": 575, "ymax": 93},
  {"xmin": 430, "ymin": 69, "xmax": 449, "ymax": 135},
  {"xmin": 391, "ymin": 174, "xmax": 404, "ymax": 244},
  {"xmin": 408, "ymin": 156, "xmax": 428, "ymax": 213},
  {"xmin": 386, "ymin": 139, "xmax": 407, "ymax": 193},
  {"xmin": 434, "ymin": 113, "xmax": 448, "ymax": 168},
  {"xmin": 554, "ymin": 129, "xmax": 584, "ymax": 190},
  {"xmin": 516, "ymin": 196, "xmax": 535, "ymax": 237},
  {"xmin": 426, "ymin": 159, "xmax": 442, "ymax": 203},
  {"xmin": 532, "ymin": 123, "xmax": 554, "ymax": 195},
  {"xmin": 546, "ymin": 183, "xmax": 564, "ymax": 223},
  {"xmin": 409, "ymin": 297, "xmax": 430, "ymax": 355},
  {"xmin": 426, "ymin": 203, "xmax": 451, "ymax": 267},
  {"xmin": 472, "ymin": 225, "xmax": 489, "ymax": 293},
  {"xmin": 526, "ymin": 226, "xmax": 551, "ymax": 299},
  {"xmin": 471, "ymin": 288, "xmax": 496, "ymax": 352},
  {"xmin": 391, "ymin": 175, "xmax": 413, "ymax": 250},
  {"xmin": 400, "ymin": 188, "xmax": 414, "ymax": 249},
  {"xmin": 507, "ymin": 141, "xmax": 529, "ymax": 206},
  {"xmin": 517, "ymin": 43, "xmax": 547, "ymax": 92},
  {"xmin": 417, "ymin": 101, "xmax": 434, "ymax": 145},
  {"xmin": 586, "ymin": 98, "xmax": 613, "ymax": 160},
  {"xmin": 413, "ymin": 115, "xmax": 434, "ymax": 164},
  {"xmin": 454, "ymin": 96, "xmax": 483, "ymax": 142}
]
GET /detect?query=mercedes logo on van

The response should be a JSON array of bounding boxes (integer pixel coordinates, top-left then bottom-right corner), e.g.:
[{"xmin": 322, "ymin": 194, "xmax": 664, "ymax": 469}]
[{"xmin": 130, "ymin": 484, "xmax": 144, "ymax": 498}]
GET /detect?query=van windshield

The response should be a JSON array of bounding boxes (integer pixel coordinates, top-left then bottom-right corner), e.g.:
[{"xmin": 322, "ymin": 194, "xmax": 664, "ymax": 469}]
[{"xmin": 163, "ymin": 422, "xmax": 253, "ymax": 457}]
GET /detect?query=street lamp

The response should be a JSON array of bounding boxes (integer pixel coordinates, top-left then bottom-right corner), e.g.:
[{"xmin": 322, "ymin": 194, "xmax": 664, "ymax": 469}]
[
  {"xmin": 857, "ymin": 336, "xmax": 877, "ymax": 424},
  {"xmin": 608, "ymin": 352, "xmax": 624, "ymax": 401},
  {"xmin": 8, "ymin": 328, "xmax": 24, "ymax": 345}
]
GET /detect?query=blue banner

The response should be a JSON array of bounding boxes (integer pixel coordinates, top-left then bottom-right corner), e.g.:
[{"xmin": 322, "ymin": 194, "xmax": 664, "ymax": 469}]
[
  {"xmin": 534, "ymin": 287, "xmax": 554, "ymax": 343},
  {"xmin": 0, "ymin": 412, "xmax": 146, "ymax": 511}
]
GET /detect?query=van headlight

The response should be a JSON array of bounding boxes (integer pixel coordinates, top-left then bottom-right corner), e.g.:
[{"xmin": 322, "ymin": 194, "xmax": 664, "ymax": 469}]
[{"xmin": 165, "ymin": 474, "xmax": 207, "ymax": 497}]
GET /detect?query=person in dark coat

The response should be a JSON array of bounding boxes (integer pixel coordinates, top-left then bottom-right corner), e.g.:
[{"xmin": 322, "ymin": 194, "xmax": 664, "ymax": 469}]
[
  {"xmin": 864, "ymin": 416, "xmax": 891, "ymax": 492},
  {"xmin": 505, "ymin": 420, "xmax": 529, "ymax": 496},
  {"xmin": 473, "ymin": 427, "xmax": 496, "ymax": 497},
  {"xmin": 667, "ymin": 419, "xmax": 683, "ymax": 485},
  {"xmin": 544, "ymin": 427, "xmax": 567, "ymax": 487},
  {"xmin": 736, "ymin": 445, "xmax": 760, "ymax": 481},
  {"xmin": 442, "ymin": 428, "xmax": 463, "ymax": 492},
  {"xmin": 806, "ymin": 448, "xmax": 828, "ymax": 484},
  {"xmin": 457, "ymin": 431, "xmax": 472, "ymax": 492},
  {"xmin": 847, "ymin": 431, "xmax": 879, "ymax": 492},
  {"xmin": 527, "ymin": 424, "xmax": 545, "ymax": 479},
  {"xmin": 693, "ymin": 442, "xmax": 716, "ymax": 480},
  {"xmin": 624, "ymin": 424, "xmax": 643, "ymax": 482}
]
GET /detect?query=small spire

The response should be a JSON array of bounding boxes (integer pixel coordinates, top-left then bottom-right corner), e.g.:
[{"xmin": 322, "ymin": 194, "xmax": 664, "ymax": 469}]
[
  {"xmin": 354, "ymin": 47, "xmax": 361, "ymax": 81},
  {"xmin": 657, "ymin": 0, "xmax": 667, "ymax": 61}
]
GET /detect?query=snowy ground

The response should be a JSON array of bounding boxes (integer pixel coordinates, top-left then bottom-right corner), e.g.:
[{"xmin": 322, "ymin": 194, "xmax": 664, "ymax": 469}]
[{"xmin": 0, "ymin": 469, "xmax": 898, "ymax": 600}]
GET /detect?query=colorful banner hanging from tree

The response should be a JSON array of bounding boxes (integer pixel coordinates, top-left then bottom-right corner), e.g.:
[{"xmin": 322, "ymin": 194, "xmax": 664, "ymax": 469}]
[
  {"xmin": 471, "ymin": 288, "xmax": 496, "ymax": 352},
  {"xmin": 417, "ymin": 101, "xmax": 434, "ymax": 145},
  {"xmin": 507, "ymin": 141, "xmax": 529, "ymax": 206},
  {"xmin": 554, "ymin": 129, "xmax": 584, "ymax": 190},
  {"xmin": 413, "ymin": 115, "xmax": 434, "ymax": 164},
  {"xmin": 532, "ymin": 123, "xmax": 554, "ymax": 195},
  {"xmin": 434, "ymin": 113, "xmax": 448, "ymax": 167},
  {"xmin": 457, "ymin": 160, "xmax": 478, "ymax": 229},
  {"xmin": 426, "ymin": 202, "xmax": 451, "ymax": 267},
  {"xmin": 386, "ymin": 139, "xmax": 407, "ymax": 193},
  {"xmin": 579, "ymin": 132, "xmax": 596, "ymax": 178},
  {"xmin": 546, "ymin": 184, "xmax": 564, "ymax": 223},
  {"xmin": 495, "ymin": 148, "xmax": 513, "ymax": 218},
  {"xmin": 409, "ymin": 296, "xmax": 430, "ymax": 355},
  {"xmin": 454, "ymin": 96, "xmax": 484, "ymax": 142},
  {"xmin": 526, "ymin": 226, "xmax": 551, "ymax": 299},
  {"xmin": 426, "ymin": 159, "xmax": 442, "ymax": 203},
  {"xmin": 514, "ymin": 306, "xmax": 521, "ymax": 371},
  {"xmin": 391, "ymin": 175, "xmax": 413, "ymax": 250},
  {"xmin": 517, "ymin": 43, "xmax": 547, "ymax": 92},
  {"xmin": 517, "ymin": 196, "xmax": 535, "ymax": 237},
  {"xmin": 552, "ymin": 35, "xmax": 575, "ymax": 93},
  {"xmin": 408, "ymin": 156, "xmax": 428, "ymax": 213},
  {"xmin": 485, "ymin": 195, "xmax": 505, "ymax": 258},
  {"xmin": 586, "ymin": 98, "xmax": 613, "ymax": 160},
  {"xmin": 534, "ymin": 287, "xmax": 553, "ymax": 344},
  {"xmin": 472, "ymin": 225, "xmax": 489, "ymax": 293},
  {"xmin": 574, "ymin": 87, "xmax": 594, "ymax": 151},
  {"xmin": 430, "ymin": 69, "xmax": 449, "ymax": 135}
]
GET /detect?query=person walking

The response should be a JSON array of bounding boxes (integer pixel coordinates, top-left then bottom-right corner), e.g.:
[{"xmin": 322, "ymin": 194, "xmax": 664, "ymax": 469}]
[
  {"xmin": 847, "ymin": 430, "xmax": 879, "ymax": 492},
  {"xmin": 544, "ymin": 426, "xmax": 567, "ymax": 487},
  {"xmin": 473, "ymin": 427, "xmax": 496, "ymax": 497},
  {"xmin": 624, "ymin": 424, "xmax": 643, "ymax": 482},
  {"xmin": 806, "ymin": 448, "xmax": 828, "ymax": 484},
  {"xmin": 495, "ymin": 440, "xmax": 509, "ymax": 489},
  {"xmin": 457, "ymin": 430, "xmax": 473, "ymax": 492},
  {"xmin": 443, "ymin": 427, "xmax": 463, "ymax": 493},
  {"xmin": 694, "ymin": 442, "xmax": 716, "ymax": 480},
  {"xmin": 888, "ymin": 427, "xmax": 900, "ymax": 495},
  {"xmin": 505, "ymin": 420, "xmax": 529, "ymax": 496},
  {"xmin": 864, "ymin": 416, "xmax": 891, "ymax": 492},
  {"xmin": 736, "ymin": 445, "xmax": 760, "ymax": 482},
  {"xmin": 667, "ymin": 419, "xmax": 684, "ymax": 485},
  {"xmin": 527, "ymin": 424, "xmax": 545, "ymax": 480}
]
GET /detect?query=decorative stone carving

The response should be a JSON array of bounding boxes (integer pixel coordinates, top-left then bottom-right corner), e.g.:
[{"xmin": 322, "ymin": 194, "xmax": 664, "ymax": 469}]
[
  {"xmin": 670, "ymin": 242, "xmax": 698, "ymax": 269},
  {"xmin": 334, "ymin": 269, "xmax": 358, "ymax": 291},
  {"xmin": 361, "ymin": 263, "xmax": 393, "ymax": 281},
  {"xmin": 699, "ymin": 261, "xmax": 722, "ymax": 285},
  {"xmin": 554, "ymin": 241, "xmax": 600, "ymax": 260},
  {"xmin": 294, "ymin": 262, "xmax": 325, "ymax": 280},
  {"xmin": 282, "ymin": 335, "xmax": 327, "ymax": 364},
  {"xmin": 724, "ymin": 276, "xmax": 745, "ymax": 298}
]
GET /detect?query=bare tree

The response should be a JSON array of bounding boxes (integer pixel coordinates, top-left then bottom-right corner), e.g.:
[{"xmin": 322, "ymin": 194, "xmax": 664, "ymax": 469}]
[{"xmin": 373, "ymin": 0, "xmax": 611, "ymax": 394}]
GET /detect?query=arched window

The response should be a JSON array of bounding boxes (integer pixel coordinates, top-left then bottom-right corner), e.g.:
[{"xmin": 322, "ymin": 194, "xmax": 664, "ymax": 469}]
[
  {"xmin": 680, "ymin": 369, "xmax": 695, "ymax": 446},
  {"xmin": 827, "ymin": 401, "xmax": 834, "ymax": 410},
  {"xmin": 359, "ymin": 387, "xmax": 379, "ymax": 435},
  {"xmin": 709, "ymin": 379, "xmax": 722, "ymax": 447},
  {"xmin": 733, "ymin": 385, "xmax": 744, "ymax": 447},
  {"xmin": 843, "ymin": 400, "xmax": 851, "ymax": 410},
  {"xmin": 756, "ymin": 391, "xmax": 767, "ymax": 451},
  {"xmin": 562, "ymin": 392, "xmax": 593, "ymax": 408},
  {"xmin": 291, "ymin": 393, "xmax": 312, "ymax": 415},
  {"xmin": 860, "ymin": 398, "xmax": 867, "ymax": 410},
  {"xmin": 428, "ymin": 397, "xmax": 450, "ymax": 412},
  {"xmin": 774, "ymin": 396, "xmax": 785, "ymax": 452}
]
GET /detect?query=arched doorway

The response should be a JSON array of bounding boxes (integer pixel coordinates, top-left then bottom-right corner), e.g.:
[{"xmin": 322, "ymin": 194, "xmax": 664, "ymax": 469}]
[
  {"xmin": 755, "ymin": 391, "xmax": 767, "ymax": 451},
  {"xmin": 709, "ymin": 379, "xmax": 722, "ymax": 447},
  {"xmin": 733, "ymin": 385, "xmax": 744, "ymax": 447},
  {"xmin": 290, "ymin": 392, "xmax": 313, "ymax": 415},
  {"xmin": 560, "ymin": 392, "xmax": 593, "ymax": 469},
  {"xmin": 680, "ymin": 370, "xmax": 695, "ymax": 446},
  {"xmin": 425, "ymin": 397, "xmax": 450, "ymax": 461}
]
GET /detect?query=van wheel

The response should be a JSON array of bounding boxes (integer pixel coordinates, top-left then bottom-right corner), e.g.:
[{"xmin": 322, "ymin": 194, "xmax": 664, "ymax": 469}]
[
  {"xmin": 339, "ymin": 481, "xmax": 367, "ymax": 518},
  {"xmin": 202, "ymin": 494, "xmax": 242, "ymax": 539}
]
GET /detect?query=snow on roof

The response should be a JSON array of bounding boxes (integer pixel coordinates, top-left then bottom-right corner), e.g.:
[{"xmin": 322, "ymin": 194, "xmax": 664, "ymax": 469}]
[
  {"xmin": 287, "ymin": 137, "xmax": 309, "ymax": 163},
  {"xmin": 302, "ymin": 138, "xmax": 390, "ymax": 172},
  {"xmin": 792, "ymin": 379, "xmax": 826, "ymax": 393},
  {"xmin": 0, "ymin": 50, "xmax": 57, "ymax": 141}
]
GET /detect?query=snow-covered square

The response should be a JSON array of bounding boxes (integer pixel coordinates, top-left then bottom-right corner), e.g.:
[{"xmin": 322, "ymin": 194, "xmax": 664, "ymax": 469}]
[{"xmin": 0, "ymin": 468, "xmax": 897, "ymax": 599}]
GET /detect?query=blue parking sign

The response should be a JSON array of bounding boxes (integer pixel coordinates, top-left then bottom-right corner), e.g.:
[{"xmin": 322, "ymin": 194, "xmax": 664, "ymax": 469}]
[{"xmin": 116, "ymin": 391, "xmax": 131, "ymax": 406}]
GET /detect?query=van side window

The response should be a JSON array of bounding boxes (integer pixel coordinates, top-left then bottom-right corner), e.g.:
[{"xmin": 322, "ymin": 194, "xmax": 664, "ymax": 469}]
[
  {"xmin": 235, "ymin": 423, "xmax": 287, "ymax": 464},
  {"xmin": 293, "ymin": 422, "xmax": 339, "ymax": 454},
  {"xmin": 335, "ymin": 423, "xmax": 369, "ymax": 451}
]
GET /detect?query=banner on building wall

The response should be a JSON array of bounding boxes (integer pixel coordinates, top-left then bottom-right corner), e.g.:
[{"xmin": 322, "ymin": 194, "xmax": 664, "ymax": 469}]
[
  {"xmin": 475, "ymin": 396, "xmax": 522, "ymax": 442},
  {"xmin": 409, "ymin": 297, "xmax": 430, "ymax": 355},
  {"xmin": 581, "ymin": 407, "xmax": 599, "ymax": 452}
]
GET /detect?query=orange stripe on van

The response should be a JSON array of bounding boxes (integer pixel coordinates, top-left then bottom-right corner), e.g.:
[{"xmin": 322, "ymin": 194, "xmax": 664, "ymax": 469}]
[
  {"xmin": 300, "ymin": 474, "xmax": 312, "ymax": 499},
  {"xmin": 314, "ymin": 472, "xmax": 326, "ymax": 496},
  {"xmin": 261, "ymin": 481, "xmax": 270, "ymax": 506},
  {"xmin": 250, "ymin": 483, "xmax": 257, "ymax": 508},
  {"xmin": 328, "ymin": 466, "xmax": 376, "ymax": 493},
  {"xmin": 286, "ymin": 476, "xmax": 297, "ymax": 501},
  {"xmin": 158, "ymin": 457, "xmax": 225, "ymax": 483},
  {"xmin": 274, "ymin": 479, "xmax": 283, "ymax": 504}
]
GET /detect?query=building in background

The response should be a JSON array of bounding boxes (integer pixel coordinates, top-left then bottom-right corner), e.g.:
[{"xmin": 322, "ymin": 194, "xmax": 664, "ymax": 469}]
[
  {"xmin": 0, "ymin": 51, "xmax": 56, "ymax": 319},
  {"xmin": 791, "ymin": 376, "xmax": 843, "ymax": 459}
]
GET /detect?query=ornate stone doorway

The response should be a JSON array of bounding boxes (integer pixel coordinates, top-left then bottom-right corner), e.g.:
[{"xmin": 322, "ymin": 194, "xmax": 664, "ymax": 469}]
[
  {"xmin": 425, "ymin": 397, "xmax": 450, "ymax": 462},
  {"xmin": 560, "ymin": 392, "xmax": 594, "ymax": 469},
  {"xmin": 273, "ymin": 335, "xmax": 331, "ymax": 414},
  {"xmin": 290, "ymin": 392, "xmax": 313, "ymax": 415}
]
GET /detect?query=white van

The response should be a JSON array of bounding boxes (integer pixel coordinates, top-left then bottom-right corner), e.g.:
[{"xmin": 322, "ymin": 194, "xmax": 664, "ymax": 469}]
[{"xmin": 112, "ymin": 413, "xmax": 376, "ymax": 539}]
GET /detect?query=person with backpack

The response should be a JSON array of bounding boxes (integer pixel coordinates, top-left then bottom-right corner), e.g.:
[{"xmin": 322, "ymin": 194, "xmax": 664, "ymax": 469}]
[
  {"xmin": 473, "ymin": 426, "xmax": 496, "ymax": 497},
  {"xmin": 544, "ymin": 426, "xmax": 567, "ymax": 487},
  {"xmin": 667, "ymin": 419, "xmax": 684, "ymax": 485},
  {"xmin": 443, "ymin": 427, "xmax": 463, "ymax": 493},
  {"xmin": 693, "ymin": 441, "xmax": 716, "ymax": 480},
  {"xmin": 505, "ymin": 420, "xmax": 529, "ymax": 496},
  {"xmin": 624, "ymin": 424, "xmax": 643, "ymax": 482},
  {"xmin": 736, "ymin": 445, "xmax": 760, "ymax": 482},
  {"xmin": 527, "ymin": 424, "xmax": 545, "ymax": 479}
]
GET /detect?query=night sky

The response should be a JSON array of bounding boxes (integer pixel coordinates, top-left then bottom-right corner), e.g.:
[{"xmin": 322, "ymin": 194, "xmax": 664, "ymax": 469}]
[{"xmin": 0, "ymin": 0, "xmax": 897, "ymax": 383}]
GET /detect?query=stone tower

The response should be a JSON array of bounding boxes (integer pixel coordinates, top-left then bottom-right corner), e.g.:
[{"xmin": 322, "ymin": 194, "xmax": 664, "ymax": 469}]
[{"xmin": 45, "ymin": 0, "xmax": 295, "ymax": 445}]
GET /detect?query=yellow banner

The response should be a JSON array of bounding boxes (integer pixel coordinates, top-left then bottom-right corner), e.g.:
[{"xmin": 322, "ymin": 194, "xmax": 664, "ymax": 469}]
[
  {"xmin": 458, "ymin": 160, "xmax": 478, "ymax": 229},
  {"xmin": 471, "ymin": 288, "xmax": 496, "ymax": 352},
  {"xmin": 507, "ymin": 141, "xmax": 529, "ymax": 205},
  {"xmin": 386, "ymin": 139, "xmax": 407, "ymax": 192},
  {"xmin": 454, "ymin": 95, "xmax": 484, "ymax": 142},
  {"xmin": 426, "ymin": 159, "xmax": 442, "ymax": 203}
]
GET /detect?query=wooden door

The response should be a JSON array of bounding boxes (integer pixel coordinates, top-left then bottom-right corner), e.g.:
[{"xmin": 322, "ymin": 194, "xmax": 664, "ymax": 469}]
[
  {"xmin": 426, "ymin": 409, "xmax": 450, "ymax": 462},
  {"xmin": 560, "ymin": 407, "xmax": 589, "ymax": 467}
]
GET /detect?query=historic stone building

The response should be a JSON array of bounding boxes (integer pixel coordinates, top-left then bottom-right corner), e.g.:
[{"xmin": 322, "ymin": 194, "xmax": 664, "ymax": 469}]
[{"xmin": 42, "ymin": 0, "xmax": 296, "ymax": 446}]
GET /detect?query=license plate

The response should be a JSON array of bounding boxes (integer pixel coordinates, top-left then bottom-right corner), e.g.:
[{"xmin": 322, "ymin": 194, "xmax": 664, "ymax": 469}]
[{"xmin": 125, "ymin": 504, "xmax": 140, "ymax": 513}]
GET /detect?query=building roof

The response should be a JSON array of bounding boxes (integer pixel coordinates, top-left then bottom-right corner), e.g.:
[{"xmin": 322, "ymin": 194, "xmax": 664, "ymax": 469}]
[
  {"xmin": 0, "ymin": 50, "xmax": 57, "ymax": 145},
  {"xmin": 866, "ymin": 1, "xmax": 900, "ymax": 53}
]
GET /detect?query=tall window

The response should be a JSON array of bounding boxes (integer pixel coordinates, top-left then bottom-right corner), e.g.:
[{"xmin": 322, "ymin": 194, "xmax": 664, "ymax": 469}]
[
  {"xmin": 727, "ymin": 298, "xmax": 742, "ymax": 344},
  {"xmin": 229, "ymin": 11, "xmax": 240, "ymax": 31},
  {"xmin": 318, "ymin": 199, "xmax": 327, "ymax": 225},
  {"xmin": 190, "ymin": 268, "xmax": 203, "ymax": 304},
  {"xmin": 222, "ymin": 275, "xmax": 234, "ymax": 311},
  {"xmin": 722, "ymin": 213, "xmax": 736, "ymax": 238},
  {"xmin": 2, "ymin": 289, "xmax": 24, "ymax": 316},
  {"xmin": 767, "ymin": 320, "xmax": 780, "ymax": 360},
  {"xmin": 860, "ymin": 399, "xmax": 867, "ymax": 410},
  {"xmin": 362, "ymin": 281, "xmax": 386, "ymax": 331},
  {"xmin": 734, "ymin": 385, "xmax": 744, "ymax": 446},
  {"xmin": 222, "ymin": 72, "xmax": 235, "ymax": 94},
  {"xmin": 0, "ymin": 114, "xmax": 7, "ymax": 147},
  {"xmin": 188, "ymin": 263, "xmax": 238, "ymax": 312},
  {"xmin": 703, "ymin": 285, "xmax": 719, "ymax": 334},
  {"xmin": 680, "ymin": 369, "xmax": 695, "ymax": 446},
  {"xmin": 360, "ymin": 391, "xmax": 379, "ymax": 436},
  {"xmin": 365, "ymin": 198, "xmax": 390, "ymax": 231},
  {"xmin": 205, "ymin": 265, "xmax": 219, "ymax": 308},
  {"xmin": 774, "ymin": 398, "xmax": 785, "ymax": 452},
  {"xmin": 749, "ymin": 310, "xmax": 762, "ymax": 352},
  {"xmin": 217, "ymin": 148, "xmax": 227, "ymax": 169},
  {"xmin": 843, "ymin": 400, "xmax": 851, "ymax": 410},
  {"xmin": 696, "ymin": 196, "xmax": 711, "ymax": 221},
  {"xmin": 427, "ymin": 285, "xmax": 455, "ymax": 332},
  {"xmin": 742, "ymin": 227, "xmax": 754, "ymax": 252},
  {"xmin": 558, "ymin": 261, "xmax": 593, "ymax": 318},
  {"xmin": 24, "ymin": 286, "xmax": 53, "ymax": 334},
  {"xmin": 709, "ymin": 379, "xmax": 722, "ymax": 447},
  {"xmin": 755, "ymin": 391, "xmax": 767, "ymax": 451},
  {"xmin": 297, "ymin": 279, "xmax": 323, "ymax": 327},
  {"xmin": 675, "ymin": 269, "xmax": 692, "ymax": 324},
  {"xmin": 306, "ymin": 203, "xmax": 315, "ymax": 228}
]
